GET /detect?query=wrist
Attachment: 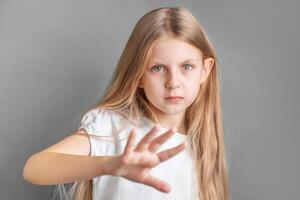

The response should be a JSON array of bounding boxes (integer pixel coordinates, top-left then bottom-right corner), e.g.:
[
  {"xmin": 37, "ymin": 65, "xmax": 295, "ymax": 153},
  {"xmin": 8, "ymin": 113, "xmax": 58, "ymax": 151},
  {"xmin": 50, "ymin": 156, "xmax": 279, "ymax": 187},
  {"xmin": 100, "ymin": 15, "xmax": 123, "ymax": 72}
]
[{"xmin": 100, "ymin": 155, "xmax": 122, "ymax": 176}]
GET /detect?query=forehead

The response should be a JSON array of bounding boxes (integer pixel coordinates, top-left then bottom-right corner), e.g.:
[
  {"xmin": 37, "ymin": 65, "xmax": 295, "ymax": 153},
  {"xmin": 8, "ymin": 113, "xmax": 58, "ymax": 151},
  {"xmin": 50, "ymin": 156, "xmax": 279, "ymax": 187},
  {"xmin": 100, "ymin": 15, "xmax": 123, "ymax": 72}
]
[{"xmin": 149, "ymin": 37, "xmax": 203, "ymax": 62}]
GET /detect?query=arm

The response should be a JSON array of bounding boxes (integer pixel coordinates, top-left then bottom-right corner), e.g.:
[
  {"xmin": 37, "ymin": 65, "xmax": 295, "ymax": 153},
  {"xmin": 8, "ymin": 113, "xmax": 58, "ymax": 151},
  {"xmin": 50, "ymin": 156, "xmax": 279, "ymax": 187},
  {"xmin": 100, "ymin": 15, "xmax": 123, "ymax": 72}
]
[
  {"xmin": 22, "ymin": 129, "xmax": 120, "ymax": 185},
  {"xmin": 23, "ymin": 152, "xmax": 119, "ymax": 185},
  {"xmin": 23, "ymin": 125, "xmax": 187, "ymax": 193}
]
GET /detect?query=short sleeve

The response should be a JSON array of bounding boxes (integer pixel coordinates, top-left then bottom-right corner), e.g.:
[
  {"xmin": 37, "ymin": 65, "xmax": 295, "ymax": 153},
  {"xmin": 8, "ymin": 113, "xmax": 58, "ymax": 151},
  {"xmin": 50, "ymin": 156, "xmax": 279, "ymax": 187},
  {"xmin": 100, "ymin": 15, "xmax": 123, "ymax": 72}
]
[{"xmin": 78, "ymin": 108, "xmax": 113, "ymax": 156}]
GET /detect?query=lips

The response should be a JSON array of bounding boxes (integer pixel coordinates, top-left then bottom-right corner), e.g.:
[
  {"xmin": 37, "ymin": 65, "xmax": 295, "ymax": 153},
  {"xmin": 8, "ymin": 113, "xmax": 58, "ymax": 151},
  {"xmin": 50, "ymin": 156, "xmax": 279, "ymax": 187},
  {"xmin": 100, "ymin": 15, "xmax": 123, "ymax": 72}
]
[
  {"xmin": 165, "ymin": 96, "xmax": 184, "ymax": 99},
  {"xmin": 165, "ymin": 96, "xmax": 183, "ymax": 103}
]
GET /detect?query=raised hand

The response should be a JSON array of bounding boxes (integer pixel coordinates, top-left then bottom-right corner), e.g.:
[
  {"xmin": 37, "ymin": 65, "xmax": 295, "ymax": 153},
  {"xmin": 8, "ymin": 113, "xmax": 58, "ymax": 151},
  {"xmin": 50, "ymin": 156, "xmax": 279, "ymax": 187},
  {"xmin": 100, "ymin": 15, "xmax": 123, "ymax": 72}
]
[{"xmin": 113, "ymin": 124, "xmax": 187, "ymax": 193}]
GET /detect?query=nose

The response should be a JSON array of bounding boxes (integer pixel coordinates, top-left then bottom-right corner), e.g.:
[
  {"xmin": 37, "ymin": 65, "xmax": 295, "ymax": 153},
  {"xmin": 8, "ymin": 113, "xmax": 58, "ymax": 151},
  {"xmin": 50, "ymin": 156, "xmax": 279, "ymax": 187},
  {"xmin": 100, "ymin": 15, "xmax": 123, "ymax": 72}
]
[{"xmin": 165, "ymin": 70, "xmax": 180, "ymax": 89}]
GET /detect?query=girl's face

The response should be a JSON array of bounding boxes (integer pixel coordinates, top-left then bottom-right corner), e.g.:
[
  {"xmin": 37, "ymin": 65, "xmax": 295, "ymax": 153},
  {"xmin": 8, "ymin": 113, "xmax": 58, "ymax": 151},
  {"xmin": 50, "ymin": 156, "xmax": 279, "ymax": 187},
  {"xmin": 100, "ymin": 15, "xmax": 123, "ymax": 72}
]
[{"xmin": 138, "ymin": 36, "xmax": 214, "ymax": 118}]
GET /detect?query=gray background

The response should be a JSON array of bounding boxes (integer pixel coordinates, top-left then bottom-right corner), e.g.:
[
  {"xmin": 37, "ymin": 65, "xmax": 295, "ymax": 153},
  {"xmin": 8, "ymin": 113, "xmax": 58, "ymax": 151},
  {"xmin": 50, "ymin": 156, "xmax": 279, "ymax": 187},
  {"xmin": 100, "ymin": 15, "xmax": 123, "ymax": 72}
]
[{"xmin": 1, "ymin": 0, "xmax": 299, "ymax": 199}]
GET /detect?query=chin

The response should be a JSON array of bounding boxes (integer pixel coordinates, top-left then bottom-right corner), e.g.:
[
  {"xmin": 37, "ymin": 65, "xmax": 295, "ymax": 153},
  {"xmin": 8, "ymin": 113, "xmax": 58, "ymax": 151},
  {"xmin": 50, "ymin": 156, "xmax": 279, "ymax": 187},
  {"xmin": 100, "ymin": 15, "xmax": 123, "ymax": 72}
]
[{"xmin": 160, "ymin": 106, "xmax": 186, "ymax": 115}]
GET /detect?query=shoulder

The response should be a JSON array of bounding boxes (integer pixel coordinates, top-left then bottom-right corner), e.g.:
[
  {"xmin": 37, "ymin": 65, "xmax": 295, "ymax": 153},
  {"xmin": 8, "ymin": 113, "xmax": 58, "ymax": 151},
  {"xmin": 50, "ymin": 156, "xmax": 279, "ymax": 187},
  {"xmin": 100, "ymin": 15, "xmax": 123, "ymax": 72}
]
[
  {"xmin": 78, "ymin": 107, "xmax": 115, "ymax": 136},
  {"xmin": 78, "ymin": 107, "xmax": 135, "ymax": 136},
  {"xmin": 81, "ymin": 107, "xmax": 128, "ymax": 125},
  {"xmin": 80, "ymin": 107, "xmax": 112, "ymax": 123}
]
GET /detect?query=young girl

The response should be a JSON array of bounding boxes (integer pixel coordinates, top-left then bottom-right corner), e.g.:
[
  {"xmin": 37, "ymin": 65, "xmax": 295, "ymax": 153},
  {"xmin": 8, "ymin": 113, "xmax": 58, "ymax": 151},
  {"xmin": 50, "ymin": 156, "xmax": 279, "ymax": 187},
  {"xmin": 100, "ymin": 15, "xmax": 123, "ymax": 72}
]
[{"xmin": 23, "ymin": 6, "xmax": 229, "ymax": 200}]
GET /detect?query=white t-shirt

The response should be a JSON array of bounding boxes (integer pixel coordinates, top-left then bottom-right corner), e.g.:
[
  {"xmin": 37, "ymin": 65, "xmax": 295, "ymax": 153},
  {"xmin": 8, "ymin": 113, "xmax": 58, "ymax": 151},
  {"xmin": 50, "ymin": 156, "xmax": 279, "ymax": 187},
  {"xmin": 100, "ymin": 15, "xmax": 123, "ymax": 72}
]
[{"xmin": 78, "ymin": 108, "xmax": 197, "ymax": 200}]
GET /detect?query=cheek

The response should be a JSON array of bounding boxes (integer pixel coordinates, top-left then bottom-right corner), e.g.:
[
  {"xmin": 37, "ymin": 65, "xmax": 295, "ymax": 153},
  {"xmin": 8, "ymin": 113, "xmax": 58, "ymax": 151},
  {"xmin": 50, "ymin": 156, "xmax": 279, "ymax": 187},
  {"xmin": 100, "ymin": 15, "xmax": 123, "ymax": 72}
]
[
  {"xmin": 185, "ymin": 77, "xmax": 201, "ymax": 95},
  {"xmin": 143, "ymin": 75, "xmax": 162, "ymax": 88},
  {"xmin": 142, "ymin": 77, "xmax": 157, "ymax": 89}
]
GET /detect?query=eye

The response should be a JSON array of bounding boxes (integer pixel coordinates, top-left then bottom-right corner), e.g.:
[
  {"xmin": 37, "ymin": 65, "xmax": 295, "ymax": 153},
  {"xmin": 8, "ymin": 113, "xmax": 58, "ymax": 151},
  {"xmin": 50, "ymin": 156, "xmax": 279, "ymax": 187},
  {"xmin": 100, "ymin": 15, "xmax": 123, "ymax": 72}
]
[
  {"xmin": 183, "ymin": 64, "xmax": 193, "ymax": 70},
  {"xmin": 151, "ymin": 65, "xmax": 164, "ymax": 72}
]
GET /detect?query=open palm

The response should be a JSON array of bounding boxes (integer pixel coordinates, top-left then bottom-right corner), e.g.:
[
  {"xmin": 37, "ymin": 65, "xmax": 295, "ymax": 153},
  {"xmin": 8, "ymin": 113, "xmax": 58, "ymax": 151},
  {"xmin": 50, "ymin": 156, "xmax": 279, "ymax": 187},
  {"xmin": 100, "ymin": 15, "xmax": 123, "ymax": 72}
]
[{"xmin": 115, "ymin": 124, "xmax": 187, "ymax": 193}]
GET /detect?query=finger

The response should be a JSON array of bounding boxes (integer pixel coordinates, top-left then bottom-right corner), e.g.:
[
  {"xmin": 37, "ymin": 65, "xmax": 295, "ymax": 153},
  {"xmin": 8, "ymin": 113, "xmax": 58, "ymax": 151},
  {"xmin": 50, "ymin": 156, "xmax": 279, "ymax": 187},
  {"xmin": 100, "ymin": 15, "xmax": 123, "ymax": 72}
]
[
  {"xmin": 124, "ymin": 127, "xmax": 137, "ymax": 155},
  {"xmin": 157, "ymin": 141, "xmax": 187, "ymax": 162},
  {"xmin": 135, "ymin": 124, "xmax": 160, "ymax": 151},
  {"xmin": 142, "ymin": 174, "xmax": 171, "ymax": 193},
  {"xmin": 148, "ymin": 127, "xmax": 176, "ymax": 152}
]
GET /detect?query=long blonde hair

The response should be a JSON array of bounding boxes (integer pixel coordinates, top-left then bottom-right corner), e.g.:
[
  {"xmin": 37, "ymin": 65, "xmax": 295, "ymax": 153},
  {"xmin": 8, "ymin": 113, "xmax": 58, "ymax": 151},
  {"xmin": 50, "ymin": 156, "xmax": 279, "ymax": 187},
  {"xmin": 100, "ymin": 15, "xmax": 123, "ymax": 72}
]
[{"xmin": 53, "ymin": 6, "xmax": 229, "ymax": 200}]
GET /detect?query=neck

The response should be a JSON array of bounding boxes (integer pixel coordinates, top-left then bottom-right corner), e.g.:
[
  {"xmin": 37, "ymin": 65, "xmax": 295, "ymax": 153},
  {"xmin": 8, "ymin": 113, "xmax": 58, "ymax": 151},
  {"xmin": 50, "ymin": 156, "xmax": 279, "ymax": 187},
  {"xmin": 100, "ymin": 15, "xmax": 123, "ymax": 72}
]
[{"xmin": 149, "ymin": 104, "xmax": 187, "ymax": 135}]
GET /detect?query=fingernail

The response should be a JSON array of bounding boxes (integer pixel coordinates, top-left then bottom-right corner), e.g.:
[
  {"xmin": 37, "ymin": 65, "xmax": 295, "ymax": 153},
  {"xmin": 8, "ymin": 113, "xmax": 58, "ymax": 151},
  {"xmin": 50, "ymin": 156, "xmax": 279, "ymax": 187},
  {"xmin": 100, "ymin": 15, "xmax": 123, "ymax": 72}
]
[
  {"xmin": 172, "ymin": 126, "xmax": 177, "ymax": 132},
  {"xmin": 155, "ymin": 124, "xmax": 160, "ymax": 129},
  {"xmin": 163, "ymin": 184, "xmax": 170, "ymax": 192}
]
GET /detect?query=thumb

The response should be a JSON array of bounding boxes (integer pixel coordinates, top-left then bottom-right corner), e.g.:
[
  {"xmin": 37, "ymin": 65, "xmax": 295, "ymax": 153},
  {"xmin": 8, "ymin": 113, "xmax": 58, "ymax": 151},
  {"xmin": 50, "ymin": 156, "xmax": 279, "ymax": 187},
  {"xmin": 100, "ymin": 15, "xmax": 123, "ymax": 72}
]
[{"xmin": 142, "ymin": 174, "xmax": 171, "ymax": 193}]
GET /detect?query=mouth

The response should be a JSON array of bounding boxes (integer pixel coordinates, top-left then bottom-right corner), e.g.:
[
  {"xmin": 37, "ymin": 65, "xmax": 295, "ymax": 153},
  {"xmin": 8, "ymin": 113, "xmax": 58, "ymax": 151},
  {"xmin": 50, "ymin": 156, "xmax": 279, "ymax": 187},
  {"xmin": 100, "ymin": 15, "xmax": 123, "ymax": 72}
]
[
  {"xmin": 165, "ymin": 96, "xmax": 184, "ymax": 103},
  {"xmin": 165, "ymin": 96, "xmax": 184, "ymax": 100}
]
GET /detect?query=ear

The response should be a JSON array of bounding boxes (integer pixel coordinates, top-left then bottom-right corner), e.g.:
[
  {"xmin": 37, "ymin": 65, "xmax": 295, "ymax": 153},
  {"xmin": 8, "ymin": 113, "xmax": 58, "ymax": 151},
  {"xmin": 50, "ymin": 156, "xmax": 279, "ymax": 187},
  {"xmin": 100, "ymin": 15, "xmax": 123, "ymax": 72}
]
[
  {"xmin": 200, "ymin": 57, "xmax": 214, "ymax": 84},
  {"xmin": 138, "ymin": 79, "xmax": 143, "ymax": 88}
]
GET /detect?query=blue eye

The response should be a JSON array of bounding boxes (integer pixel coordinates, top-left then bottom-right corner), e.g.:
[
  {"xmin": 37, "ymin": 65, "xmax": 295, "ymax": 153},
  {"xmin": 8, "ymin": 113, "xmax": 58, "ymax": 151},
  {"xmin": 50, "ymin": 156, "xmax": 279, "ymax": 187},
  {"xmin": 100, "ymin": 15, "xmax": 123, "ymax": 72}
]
[
  {"xmin": 150, "ymin": 64, "xmax": 193, "ymax": 72},
  {"xmin": 151, "ymin": 65, "xmax": 164, "ymax": 72},
  {"xmin": 183, "ymin": 64, "xmax": 193, "ymax": 70}
]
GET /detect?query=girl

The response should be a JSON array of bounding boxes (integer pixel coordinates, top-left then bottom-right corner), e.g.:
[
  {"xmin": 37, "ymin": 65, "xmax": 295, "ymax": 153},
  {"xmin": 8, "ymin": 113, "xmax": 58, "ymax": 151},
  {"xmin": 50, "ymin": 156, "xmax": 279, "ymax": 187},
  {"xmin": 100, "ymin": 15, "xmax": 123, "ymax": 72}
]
[{"xmin": 23, "ymin": 6, "xmax": 229, "ymax": 200}]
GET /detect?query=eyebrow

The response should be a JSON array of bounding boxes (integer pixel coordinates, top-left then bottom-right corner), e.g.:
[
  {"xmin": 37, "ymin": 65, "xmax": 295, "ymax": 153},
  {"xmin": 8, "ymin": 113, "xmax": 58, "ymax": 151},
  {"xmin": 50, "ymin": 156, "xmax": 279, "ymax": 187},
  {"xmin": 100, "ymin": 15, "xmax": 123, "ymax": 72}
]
[{"xmin": 150, "ymin": 58, "xmax": 198, "ymax": 65}]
